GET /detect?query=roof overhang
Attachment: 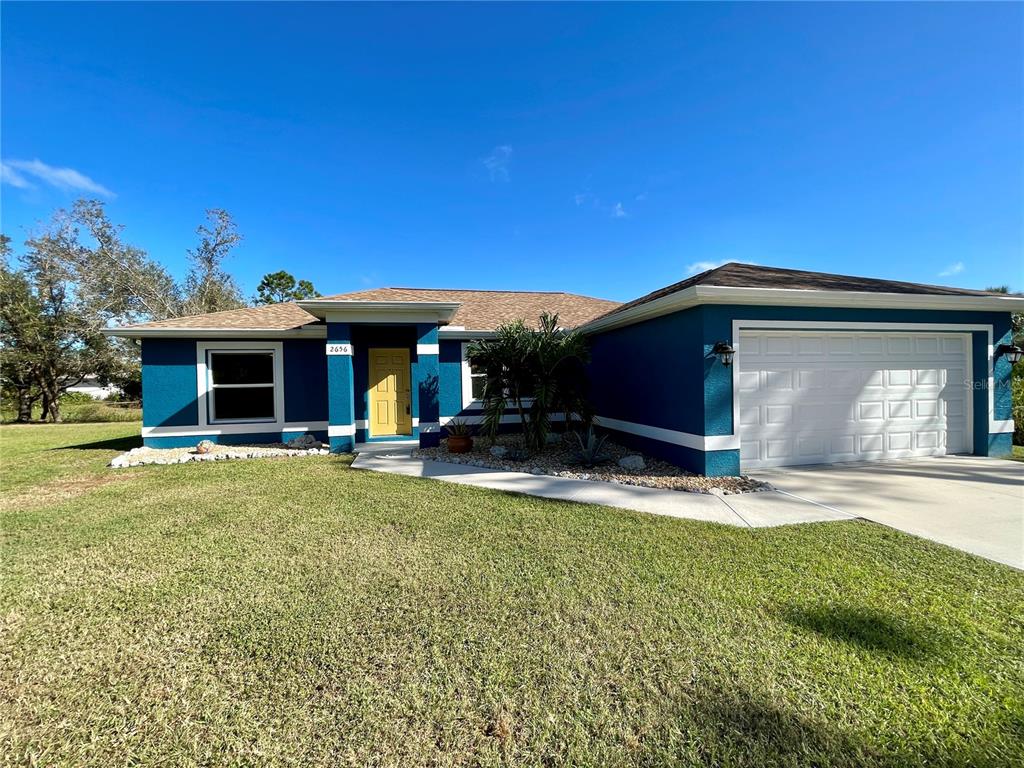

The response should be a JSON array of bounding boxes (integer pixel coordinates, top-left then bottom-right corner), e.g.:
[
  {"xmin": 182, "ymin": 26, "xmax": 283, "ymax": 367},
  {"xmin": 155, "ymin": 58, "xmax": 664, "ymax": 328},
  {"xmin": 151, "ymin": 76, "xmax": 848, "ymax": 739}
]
[
  {"xmin": 296, "ymin": 299, "xmax": 461, "ymax": 325},
  {"xmin": 580, "ymin": 285, "xmax": 1024, "ymax": 334},
  {"xmin": 102, "ymin": 326, "xmax": 327, "ymax": 340}
]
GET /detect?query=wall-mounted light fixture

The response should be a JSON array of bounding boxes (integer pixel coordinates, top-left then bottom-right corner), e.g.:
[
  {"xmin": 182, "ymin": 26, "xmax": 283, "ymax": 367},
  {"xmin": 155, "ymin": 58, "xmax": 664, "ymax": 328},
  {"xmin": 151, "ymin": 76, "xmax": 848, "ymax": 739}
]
[
  {"xmin": 712, "ymin": 341, "xmax": 736, "ymax": 368},
  {"xmin": 997, "ymin": 343, "xmax": 1023, "ymax": 365}
]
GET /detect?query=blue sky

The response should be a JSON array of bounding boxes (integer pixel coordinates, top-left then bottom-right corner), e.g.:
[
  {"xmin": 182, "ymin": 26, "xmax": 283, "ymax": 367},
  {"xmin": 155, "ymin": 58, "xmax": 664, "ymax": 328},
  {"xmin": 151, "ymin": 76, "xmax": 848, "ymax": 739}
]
[{"xmin": 2, "ymin": 2, "xmax": 1022, "ymax": 301}]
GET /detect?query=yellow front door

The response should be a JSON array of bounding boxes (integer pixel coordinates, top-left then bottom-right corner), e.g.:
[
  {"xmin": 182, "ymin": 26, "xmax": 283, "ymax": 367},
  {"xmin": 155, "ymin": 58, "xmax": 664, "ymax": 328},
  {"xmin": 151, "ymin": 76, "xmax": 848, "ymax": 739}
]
[{"xmin": 368, "ymin": 348, "xmax": 412, "ymax": 436}]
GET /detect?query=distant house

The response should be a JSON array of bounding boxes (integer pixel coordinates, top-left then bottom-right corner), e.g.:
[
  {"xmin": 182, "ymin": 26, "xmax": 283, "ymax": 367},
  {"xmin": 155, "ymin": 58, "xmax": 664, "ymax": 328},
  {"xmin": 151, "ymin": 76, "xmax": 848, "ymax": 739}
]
[
  {"xmin": 66, "ymin": 375, "xmax": 120, "ymax": 400},
  {"xmin": 105, "ymin": 263, "xmax": 1021, "ymax": 476}
]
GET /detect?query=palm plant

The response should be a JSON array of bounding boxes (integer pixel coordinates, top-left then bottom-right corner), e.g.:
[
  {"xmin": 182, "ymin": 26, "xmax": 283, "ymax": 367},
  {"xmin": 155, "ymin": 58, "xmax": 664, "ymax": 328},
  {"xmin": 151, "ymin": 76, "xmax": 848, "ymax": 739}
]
[{"xmin": 465, "ymin": 313, "xmax": 591, "ymax": 453}]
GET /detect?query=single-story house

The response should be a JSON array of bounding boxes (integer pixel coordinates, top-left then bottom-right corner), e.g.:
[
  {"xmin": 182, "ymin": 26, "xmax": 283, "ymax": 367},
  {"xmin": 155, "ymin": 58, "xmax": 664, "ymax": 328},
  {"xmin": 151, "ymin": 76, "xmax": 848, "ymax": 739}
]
[{"xmin": 106, "ymin": 263, "xmax": 1022, "ymax": 476}]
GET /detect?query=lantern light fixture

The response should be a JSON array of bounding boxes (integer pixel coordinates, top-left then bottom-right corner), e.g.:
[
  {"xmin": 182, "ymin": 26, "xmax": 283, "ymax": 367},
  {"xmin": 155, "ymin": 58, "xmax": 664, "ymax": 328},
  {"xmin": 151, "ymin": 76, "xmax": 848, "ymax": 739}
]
[
  {"xmin": 712, "ymin": 341, "xmax": 736, "ymax": 368},
  {"xmin": 997, "ymin": 343, "xmax": 1023, "ymax": 365}
]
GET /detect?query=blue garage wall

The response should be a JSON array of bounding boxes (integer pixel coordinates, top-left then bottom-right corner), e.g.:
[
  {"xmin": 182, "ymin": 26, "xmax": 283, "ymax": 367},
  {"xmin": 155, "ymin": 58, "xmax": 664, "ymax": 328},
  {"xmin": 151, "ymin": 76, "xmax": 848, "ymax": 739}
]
[
  {"xmin": 587, "ymin": 305, "xmax": 1016, "ymax": 475},
  {"xmin": 588, "ymin": 308, "xmax": 705, "ymax": 436},
  {"xmin": 141, "ymin": 339, "xmax": 198, "ymax": 427},
  {"xmin": 283, "ymin": 339, "xmax": 328, "ymax": 424}
]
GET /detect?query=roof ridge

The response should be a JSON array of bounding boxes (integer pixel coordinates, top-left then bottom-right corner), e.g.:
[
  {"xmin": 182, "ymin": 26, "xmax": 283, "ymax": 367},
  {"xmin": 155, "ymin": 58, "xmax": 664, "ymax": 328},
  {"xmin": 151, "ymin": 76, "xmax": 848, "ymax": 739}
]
[{"xmin": 385, "ymin": 287, "xmax": 572, "ymax": 295}]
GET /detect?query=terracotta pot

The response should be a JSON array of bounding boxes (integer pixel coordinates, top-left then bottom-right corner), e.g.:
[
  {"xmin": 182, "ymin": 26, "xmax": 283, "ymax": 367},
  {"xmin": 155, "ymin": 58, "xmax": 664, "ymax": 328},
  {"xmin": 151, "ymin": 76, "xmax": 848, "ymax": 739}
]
[{"xmin": 448, "ymin": 435, "xmax": 473, "ymax": 454}]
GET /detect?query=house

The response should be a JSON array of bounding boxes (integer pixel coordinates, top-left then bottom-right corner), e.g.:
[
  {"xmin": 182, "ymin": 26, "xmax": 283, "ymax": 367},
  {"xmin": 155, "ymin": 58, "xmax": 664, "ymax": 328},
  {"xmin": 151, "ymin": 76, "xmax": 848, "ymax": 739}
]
[{"xmin": 106, "ymin": 263, "xmax": 1022, "ymax": 477}]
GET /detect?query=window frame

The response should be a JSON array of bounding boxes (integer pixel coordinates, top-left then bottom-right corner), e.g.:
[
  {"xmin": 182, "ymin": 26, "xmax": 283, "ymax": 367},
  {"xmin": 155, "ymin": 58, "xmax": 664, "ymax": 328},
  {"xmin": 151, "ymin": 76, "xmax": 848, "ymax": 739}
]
[
  {"xmin": 197, "ymin": 341, "xmax": 285, "ymax": 428},
  {"xmin": 460, "ymin": 342, "xmax": 535, "ymax": 410}
]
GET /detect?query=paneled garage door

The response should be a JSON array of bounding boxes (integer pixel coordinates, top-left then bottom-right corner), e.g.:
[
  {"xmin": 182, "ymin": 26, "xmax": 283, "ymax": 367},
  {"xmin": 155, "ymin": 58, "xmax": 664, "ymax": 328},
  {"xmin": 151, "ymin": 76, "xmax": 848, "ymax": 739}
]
[{"xmin": 737, "ymin": 330, "xmax": 971, "ymax": 470}]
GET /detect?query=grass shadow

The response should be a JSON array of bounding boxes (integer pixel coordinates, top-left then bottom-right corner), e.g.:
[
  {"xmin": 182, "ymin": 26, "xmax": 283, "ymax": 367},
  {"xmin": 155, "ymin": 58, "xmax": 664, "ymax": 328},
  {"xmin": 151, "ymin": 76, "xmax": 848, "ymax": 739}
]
[
  {"xmin": 690, "ymin": 687, "xmax": 890, "ymax": 767},
  {"xmin": 781, "ymin": 604, "xmax": 939, "ymax": 660},
  {"xmin": 52, "ymin": 435, "xmax": 144, "ymax": 452}
]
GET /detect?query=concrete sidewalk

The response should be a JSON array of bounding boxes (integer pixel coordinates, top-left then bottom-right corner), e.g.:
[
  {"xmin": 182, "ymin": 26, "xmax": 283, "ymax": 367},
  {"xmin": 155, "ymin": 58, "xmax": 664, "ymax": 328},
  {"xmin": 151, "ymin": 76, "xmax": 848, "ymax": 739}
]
[{"xmin": 351, "ymin": 444, "xmax": 853, "ymax": 528}]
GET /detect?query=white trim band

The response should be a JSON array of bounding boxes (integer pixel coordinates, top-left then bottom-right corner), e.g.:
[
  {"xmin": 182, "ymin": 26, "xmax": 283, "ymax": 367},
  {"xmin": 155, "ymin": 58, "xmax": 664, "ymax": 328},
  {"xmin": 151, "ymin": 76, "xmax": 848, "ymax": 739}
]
[
  {"xmin": 142, "ymin": 422, "xmax": 328, "ymax": 438},
  {"xmin": 418, "ymin": 421, "xmax": 440, "ymax": 433},
  {"xmin": 992, "ymin": 419, "xmax": 1015, "ymax": 434},
  {"xmin": 328, "ymin": 424, "xmax": 356, "ymax": 437},
  {"xmin": 595, "ymin": 416, "xmax": 740, "ymax": 452},
  {"xmin": 416, "ymin": 343, "xmax": 439, "ymax": 355},
  {"xmin": 439, "ymin": 414, "xmax": 566, "ymax": 426}
]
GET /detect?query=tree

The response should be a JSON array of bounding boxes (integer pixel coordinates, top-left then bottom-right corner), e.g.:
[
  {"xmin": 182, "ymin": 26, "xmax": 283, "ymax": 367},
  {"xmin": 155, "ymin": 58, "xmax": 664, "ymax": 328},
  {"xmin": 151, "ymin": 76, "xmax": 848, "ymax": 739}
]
[
  {"xmin": 254, "ymin": 271, "xmax": 321, "ymax": 304},
  {"xmin": 180, "ymin": 209, "xmax": 246, "ymax": 315},
  {"xmin": 0, "ymin": 235, "xmax": 45, "ymax": 421},
  {"xmin": 466, "ymin": 313, "xmax": 591, "ymax": 453}
]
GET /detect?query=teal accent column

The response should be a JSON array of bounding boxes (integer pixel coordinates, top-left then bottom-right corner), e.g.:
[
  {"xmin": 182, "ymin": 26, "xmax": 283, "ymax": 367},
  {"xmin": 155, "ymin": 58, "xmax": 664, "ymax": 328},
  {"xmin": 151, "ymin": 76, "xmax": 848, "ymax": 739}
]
[
  {"xmin": 700, "ymin": 307, "xmax": 740, "ymax": 476},
  {"xmin": 326, "ymin": 321, "xmax": 356, "ymax": 452},
  {"xmin": 414, "ymin": 323, "xmax": 441, "ymax": 447}
]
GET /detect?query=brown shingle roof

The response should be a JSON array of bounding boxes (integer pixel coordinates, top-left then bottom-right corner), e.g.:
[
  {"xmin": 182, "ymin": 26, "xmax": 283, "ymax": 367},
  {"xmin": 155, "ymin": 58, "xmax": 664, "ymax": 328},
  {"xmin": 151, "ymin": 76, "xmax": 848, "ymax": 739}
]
[
  {"xmin": 116, "ymin": 302, "xmax": 318, "ymax": 331},
  {"xmin": 320, "ymin": 287, "xmax": 620, "ymax": 330},
  {"xmin": 595, "ymin": 262, "xmax": 1010, "ymax": 321},
  {"xmin": 113, "ymin": 289, "xmax": 619, "ymax": 333}
]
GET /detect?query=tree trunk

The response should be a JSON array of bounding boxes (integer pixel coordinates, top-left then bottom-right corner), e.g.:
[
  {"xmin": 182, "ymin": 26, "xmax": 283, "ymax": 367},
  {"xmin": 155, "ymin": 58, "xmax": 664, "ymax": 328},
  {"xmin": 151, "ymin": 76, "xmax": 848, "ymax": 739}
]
[
  {"xmin": 16, "ymin": 386, "xmax": 33, "ymax": 422},
  {"xmin": 40, "ymin": 392, "xmax": 50, "ymax": 422}
]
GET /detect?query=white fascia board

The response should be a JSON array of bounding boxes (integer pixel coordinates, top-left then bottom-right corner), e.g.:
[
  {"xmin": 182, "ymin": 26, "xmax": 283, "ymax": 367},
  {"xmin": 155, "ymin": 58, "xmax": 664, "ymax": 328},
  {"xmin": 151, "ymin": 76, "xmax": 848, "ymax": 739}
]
[
  {"xmin": 578, "ymin": 287, "xmax": 700, "ymax": 334},
  {"xmin": 438, "ymin": 327, "xmax": 498, "ymax": 339},
  {"xmin": 102, "ymin": 326, "xmax": 326, "ymax": 339},
  {"xmin": 694, "ymin": 286, "xmax": 1024, "ymax": 312},
  {"xmin": 297, "ymin": 300, "xmax": 460, "ymax": 324},
  {"xmin": 579, "ymin": 285, "xmax": 1024, "ymax": 334}
]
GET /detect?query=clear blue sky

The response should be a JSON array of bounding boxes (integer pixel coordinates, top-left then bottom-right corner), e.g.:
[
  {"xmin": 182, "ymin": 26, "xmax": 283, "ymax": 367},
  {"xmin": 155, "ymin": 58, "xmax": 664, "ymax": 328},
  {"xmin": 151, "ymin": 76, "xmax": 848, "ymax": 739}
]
[{"xmin": 3, "ymin": 2, "xmax": 1022, "ymax": 301}]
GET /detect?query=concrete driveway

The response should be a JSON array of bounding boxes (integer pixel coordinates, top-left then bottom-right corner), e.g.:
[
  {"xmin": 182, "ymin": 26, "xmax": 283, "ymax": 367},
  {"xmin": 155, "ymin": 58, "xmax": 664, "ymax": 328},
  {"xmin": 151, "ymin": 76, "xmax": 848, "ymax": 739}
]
[{"xmin": 752, "ymin": 456, "xmax": 1024, "ymax": 569}]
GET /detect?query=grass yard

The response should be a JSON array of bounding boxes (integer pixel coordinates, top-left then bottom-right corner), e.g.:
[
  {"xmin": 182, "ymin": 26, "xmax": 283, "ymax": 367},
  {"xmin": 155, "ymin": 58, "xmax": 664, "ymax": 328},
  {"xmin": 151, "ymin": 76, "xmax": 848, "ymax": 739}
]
[{"xmin": 2, "ymin": 424, "xmax": 1023, "ymax": 767}]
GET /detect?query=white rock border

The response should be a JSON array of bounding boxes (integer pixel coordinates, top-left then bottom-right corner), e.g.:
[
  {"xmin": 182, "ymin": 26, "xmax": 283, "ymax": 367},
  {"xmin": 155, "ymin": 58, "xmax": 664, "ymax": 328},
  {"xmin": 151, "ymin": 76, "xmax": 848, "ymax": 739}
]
[{"xmin": 109, "ymin": 443, "xmax": 330, "ymax": 468}]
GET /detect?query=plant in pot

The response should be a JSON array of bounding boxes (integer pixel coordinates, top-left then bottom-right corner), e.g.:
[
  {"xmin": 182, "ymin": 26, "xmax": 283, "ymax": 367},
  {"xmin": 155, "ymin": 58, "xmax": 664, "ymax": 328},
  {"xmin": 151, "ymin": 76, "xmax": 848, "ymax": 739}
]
[{"xmin": 446, "ymin": 419, "xmax": 474, "ymax": 454}]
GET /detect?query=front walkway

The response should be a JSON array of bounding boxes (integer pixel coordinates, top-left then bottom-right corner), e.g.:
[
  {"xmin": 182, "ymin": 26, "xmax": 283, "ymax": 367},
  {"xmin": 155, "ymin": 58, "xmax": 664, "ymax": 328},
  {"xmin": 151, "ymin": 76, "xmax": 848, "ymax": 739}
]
[{"xmin": 351, "ymin": 443, "xmax": 853, "ymax": 528}]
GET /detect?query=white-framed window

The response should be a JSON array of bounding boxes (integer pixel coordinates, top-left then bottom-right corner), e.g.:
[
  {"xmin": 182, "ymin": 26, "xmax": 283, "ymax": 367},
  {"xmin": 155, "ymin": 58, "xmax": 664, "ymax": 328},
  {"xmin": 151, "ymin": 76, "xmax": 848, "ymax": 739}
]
[
  {"xmin": 460, "ymin": 342, "xmax": 535, "ymax": 409},
  {"xmin": 197, "ymin": 341, "xmax": 285, "ymax": 427}
]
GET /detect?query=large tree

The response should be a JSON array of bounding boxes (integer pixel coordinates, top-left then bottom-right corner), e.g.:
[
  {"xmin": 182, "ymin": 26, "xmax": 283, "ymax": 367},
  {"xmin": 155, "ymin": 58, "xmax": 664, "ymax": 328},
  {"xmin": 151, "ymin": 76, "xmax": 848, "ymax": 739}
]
[
  {"xmin": 1, "ymin": 201, "xmax": 247, "ymax": 421},
  {"xmin": 253, "ymin": 270, "xmax": 321, "ymax": 304},
  {"xmin": 180, "ymin": 209, "xmax": 246, "ymax": 315}
]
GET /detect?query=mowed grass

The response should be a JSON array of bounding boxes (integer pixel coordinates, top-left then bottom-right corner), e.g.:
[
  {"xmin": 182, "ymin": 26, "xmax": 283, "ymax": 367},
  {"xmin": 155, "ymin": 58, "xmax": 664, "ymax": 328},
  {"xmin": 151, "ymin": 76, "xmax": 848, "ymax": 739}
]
[{"xmin": 1, "ymin": 424, "xmax": 1022, "ymax": 767}]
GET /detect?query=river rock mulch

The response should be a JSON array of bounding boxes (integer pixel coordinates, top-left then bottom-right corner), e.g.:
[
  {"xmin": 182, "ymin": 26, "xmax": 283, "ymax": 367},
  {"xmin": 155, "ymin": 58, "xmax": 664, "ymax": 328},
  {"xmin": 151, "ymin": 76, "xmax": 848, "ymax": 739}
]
[
  {"xmin": 109, "ymin": 443, "xmax": 330, "ymax": 468},
  {"xmin": 412, "ymin": 435, "xmax": 772, "ymax": 495}
]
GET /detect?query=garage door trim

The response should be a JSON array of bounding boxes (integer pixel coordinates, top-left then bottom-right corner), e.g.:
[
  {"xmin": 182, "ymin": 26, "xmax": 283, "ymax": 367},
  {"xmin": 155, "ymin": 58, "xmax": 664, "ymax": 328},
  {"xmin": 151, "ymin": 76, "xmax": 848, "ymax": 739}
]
[{"xmin": 728, "ymin": 320, "xmax": 996, "ymax": 468}]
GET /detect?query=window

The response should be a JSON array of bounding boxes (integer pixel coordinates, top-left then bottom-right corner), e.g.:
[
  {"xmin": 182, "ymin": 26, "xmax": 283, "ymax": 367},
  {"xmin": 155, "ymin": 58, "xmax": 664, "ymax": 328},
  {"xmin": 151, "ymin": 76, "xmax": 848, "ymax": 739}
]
[
  {"xmin": 207, "ymin": 350, "xmax": 276, "ymax": 422},
  {"xmin": 461, "ymin": 342, "xmax": 535, "ymax": 408}
]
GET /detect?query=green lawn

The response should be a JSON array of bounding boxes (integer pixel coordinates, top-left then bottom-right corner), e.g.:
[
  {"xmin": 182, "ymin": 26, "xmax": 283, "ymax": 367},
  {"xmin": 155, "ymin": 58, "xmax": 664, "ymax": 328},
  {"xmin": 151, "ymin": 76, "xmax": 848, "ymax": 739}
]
[
  {"xmin": 2, "ymin": 424, "xmax": 1022, "ymax": 767},
  {"xmin": 1011, "ymin": 444, "xmax": 1024, "ymax": 462}
]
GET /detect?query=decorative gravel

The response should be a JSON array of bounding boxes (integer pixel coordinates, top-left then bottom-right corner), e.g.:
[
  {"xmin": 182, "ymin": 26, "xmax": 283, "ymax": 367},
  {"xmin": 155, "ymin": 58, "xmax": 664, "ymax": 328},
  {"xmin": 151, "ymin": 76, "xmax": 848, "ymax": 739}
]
[
  {"xmin": 109, "ymin": 443, "xmax": 330, "ymax": 468},
  {"xmin": 413, "ymin": 435, "xmax": 772, "ymax": 495}
]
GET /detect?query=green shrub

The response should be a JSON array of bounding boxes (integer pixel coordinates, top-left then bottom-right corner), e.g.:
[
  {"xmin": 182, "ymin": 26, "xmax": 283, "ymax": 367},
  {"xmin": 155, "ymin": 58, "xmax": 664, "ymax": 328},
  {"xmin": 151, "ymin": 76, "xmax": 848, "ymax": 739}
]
[
  {"xmin": 60, "ymin": 391, "xmax": 98, "ymax": 406},
  {"xmin": 1013, "ymin": 374, "xmax": 1023, "ymax": 446}
]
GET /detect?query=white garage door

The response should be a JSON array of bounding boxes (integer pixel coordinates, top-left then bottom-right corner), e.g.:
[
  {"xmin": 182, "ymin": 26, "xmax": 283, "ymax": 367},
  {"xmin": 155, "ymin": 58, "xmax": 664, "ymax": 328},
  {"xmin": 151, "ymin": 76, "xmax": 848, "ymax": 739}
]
[{"xmin": 738, "ymin": 330, "xmax": 971, "ymax": 470}]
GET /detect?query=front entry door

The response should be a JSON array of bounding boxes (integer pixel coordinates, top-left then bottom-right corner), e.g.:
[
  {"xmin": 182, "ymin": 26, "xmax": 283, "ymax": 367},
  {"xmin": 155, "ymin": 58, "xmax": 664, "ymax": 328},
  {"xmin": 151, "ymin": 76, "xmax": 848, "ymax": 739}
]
[{"xmin": 368, "ymin": 348, "xmax": 412, "ymax": 437}]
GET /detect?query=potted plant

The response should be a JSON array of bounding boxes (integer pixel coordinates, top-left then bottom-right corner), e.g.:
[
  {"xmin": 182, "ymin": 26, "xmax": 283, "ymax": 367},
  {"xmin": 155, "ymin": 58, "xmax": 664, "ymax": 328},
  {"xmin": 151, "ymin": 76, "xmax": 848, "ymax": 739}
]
[{"xmin": 446, "ymin": 419, "xmax": 474, "ymax": 454}]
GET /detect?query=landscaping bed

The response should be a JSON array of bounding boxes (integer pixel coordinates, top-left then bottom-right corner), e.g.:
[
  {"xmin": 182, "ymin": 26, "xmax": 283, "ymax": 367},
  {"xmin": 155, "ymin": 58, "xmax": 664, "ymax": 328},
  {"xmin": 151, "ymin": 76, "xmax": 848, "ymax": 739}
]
[
  {"xmin": 413, "ymin": 434, "xmax": 771, "ymax": 495},
  {"xmin": 109, "ymin": 438, "xmax": 329, "ymax": 467}
]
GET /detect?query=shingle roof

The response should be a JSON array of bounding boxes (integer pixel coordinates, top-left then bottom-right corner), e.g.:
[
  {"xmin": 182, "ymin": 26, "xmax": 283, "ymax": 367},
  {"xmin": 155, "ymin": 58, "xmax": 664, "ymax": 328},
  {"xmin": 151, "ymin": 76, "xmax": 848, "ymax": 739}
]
[
  {"xmin": 115, "ymin": 302, "xmax": 319, "ymax": 331},
  {"xmin": 113, "ymin": 288, "xmax": 620, "ymax": 333},
  {"xmin": 319, "ymin": 287, "xmax": 621, "ymax": 330},
  {"xmin": 595, "ymin": 262, "xmax": 1010, "ymax": 321}
]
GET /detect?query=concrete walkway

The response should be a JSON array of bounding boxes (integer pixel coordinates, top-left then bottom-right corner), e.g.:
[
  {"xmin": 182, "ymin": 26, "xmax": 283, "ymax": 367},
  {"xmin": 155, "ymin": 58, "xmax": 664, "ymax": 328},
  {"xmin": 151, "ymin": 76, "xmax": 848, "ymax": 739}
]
[
  {"xmin": 351, "ymin": 443, "xmax": 853, "ymax": 528},
  {"xmin": 752, "ymin": 456, "xmax": 1024, "ymax": 569}
]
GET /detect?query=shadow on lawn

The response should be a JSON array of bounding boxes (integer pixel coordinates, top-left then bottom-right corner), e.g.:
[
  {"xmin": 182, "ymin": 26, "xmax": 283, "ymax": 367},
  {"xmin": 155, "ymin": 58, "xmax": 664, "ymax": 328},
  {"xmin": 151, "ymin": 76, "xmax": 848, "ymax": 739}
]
[
  {"xmin": 691, "ymin": 687, "xmax": 886, "ymax": 767},
  {"xmin": 781, "ymin": 604, "xmax": 939, "ymax": 660},
  {"xmin": 53, "ymin": 435, "xmax": 143, "ymax": 452}
]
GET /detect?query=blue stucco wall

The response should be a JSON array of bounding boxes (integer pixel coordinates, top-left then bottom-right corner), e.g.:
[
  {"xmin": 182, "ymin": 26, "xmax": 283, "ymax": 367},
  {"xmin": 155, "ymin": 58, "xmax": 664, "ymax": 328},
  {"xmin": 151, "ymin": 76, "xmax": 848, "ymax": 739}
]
[
  {"xmin": 141, "ymin": 339, "xmax": 199, "ymax": 427},
  {"xmin": 283, "ymin": 339, "xmax": 328, "ymax": 424},
  {"xmin": 588, "ymin": 309, "xmax": 706, "ymax": 436},
  {"xmin": 439, "ymin": 340, "xmax": 465, "ymax": 417}
]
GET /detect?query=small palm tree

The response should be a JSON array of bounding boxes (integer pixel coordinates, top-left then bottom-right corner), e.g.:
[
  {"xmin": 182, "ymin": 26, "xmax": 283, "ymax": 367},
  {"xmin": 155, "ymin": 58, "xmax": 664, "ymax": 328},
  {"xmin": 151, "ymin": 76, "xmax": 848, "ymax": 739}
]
[{"xmin": 466, "ymin": 313, "xmax": 591, "ymax": 453}]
